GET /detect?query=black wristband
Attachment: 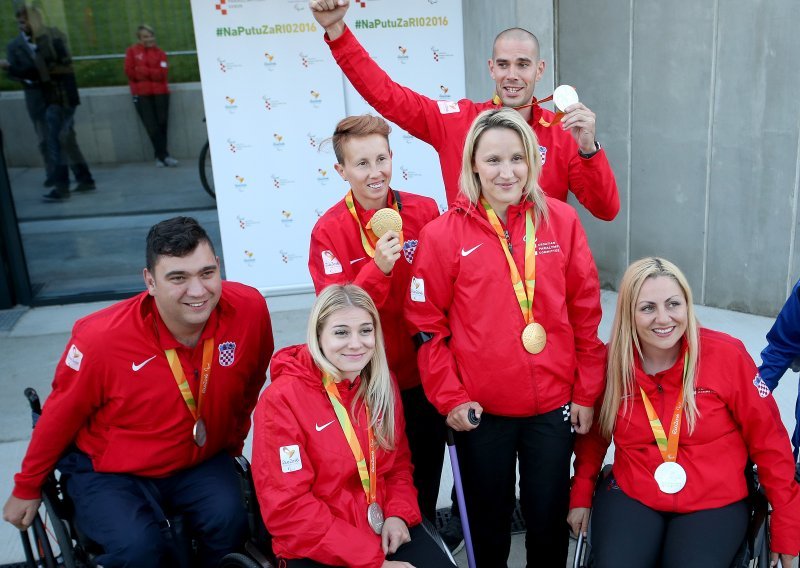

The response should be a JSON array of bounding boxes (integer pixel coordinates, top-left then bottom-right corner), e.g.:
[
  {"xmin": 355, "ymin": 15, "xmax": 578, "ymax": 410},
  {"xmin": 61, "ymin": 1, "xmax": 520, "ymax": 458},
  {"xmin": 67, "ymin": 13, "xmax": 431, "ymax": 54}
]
[{"xmin": 578, "ymin": 141, "xmax": 601, "ymax": 159}]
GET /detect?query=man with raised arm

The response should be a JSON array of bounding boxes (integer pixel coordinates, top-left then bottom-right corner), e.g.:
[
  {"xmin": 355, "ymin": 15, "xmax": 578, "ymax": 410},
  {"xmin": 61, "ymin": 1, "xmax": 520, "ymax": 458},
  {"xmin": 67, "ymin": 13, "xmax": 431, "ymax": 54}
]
[{"xmin": 309, "ymin": 0, "xmax": 619, "ymax": 220}]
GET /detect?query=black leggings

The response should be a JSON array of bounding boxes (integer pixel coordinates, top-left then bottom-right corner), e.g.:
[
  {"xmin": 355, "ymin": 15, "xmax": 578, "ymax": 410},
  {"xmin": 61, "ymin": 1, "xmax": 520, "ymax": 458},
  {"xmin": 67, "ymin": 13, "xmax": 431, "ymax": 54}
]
[
  {"xmin": 454, "ymin": 405, "xmax": 575, "ymax": 568},
  {"xmin": 591, "ymin": 474, "xmax": 749, "ymax": 568},
  {"xmin": 278, "ymin": 524, "xmax": 453, "ymax": 567}
]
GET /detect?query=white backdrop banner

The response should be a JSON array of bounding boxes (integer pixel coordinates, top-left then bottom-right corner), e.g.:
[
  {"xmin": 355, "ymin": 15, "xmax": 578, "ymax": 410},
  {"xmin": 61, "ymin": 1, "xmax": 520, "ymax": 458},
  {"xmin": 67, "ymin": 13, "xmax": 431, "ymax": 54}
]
[{"xmin": 190, "ymin": 0, "xmax": 465, "ymax": 293}]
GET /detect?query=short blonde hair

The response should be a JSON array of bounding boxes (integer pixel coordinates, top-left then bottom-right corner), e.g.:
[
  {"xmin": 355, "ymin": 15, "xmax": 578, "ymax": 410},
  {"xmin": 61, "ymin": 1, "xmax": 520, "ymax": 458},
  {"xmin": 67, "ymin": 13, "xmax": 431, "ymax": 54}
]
[
  {"xmin": 459, "ymin": 108, "xmax": 548, "ymax": 224},
  {"xmin": 600, "ymin": 257, "xmax": 700, "ymax": 438},
  {"xmin": 307, "ymin": 284, "xmax": 396, "ymax": 449}
]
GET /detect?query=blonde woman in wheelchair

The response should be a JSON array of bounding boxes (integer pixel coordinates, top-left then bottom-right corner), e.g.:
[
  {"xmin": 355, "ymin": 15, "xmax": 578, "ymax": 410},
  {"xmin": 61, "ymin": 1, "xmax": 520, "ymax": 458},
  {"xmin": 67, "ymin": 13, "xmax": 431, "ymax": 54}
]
[{"xmin": 568, "ymin": 257, "xmax": 800, "ymax": 567}]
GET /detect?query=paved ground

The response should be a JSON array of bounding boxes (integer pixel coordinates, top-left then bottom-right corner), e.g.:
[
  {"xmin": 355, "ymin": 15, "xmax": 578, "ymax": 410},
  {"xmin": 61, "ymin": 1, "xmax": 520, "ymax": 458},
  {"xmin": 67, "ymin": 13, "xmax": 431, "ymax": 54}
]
[{"xmin": 0, "ymin": 290, "xmax": 797, "ymax": 566}]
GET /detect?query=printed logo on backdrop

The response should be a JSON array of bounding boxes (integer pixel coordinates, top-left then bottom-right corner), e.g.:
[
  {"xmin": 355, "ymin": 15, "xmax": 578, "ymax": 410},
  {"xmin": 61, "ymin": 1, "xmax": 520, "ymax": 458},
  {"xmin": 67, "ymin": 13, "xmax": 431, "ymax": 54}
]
[
  {"xmin": 314, "ymin": 208, "xmax": 325, "ymax": 218},
  {"xmin": 237, "ymin": 215, "xmax": 260, "ymax": 230},
  {"xmin": 539, "ymin": 145, "xmax": 547, "ymax": 166},
  {"xmin": 316, "ymin": 168, "xmax": 330, "ymax": 186},
  {"xmin": 214, "ymin": 0, "xmax": 268, "ymax": 15},
  {"xmin": 299, "ymin": 52, "xmax": 323, "ymax": 69},
  {"xmin": 263, "ymin": 52, "xmax": 278, "ymax": 71},
  {"xmin": 309, "ymin": 90, "xmax": 322, "ymax": 107},
  {"xmin": 262, "ymin": 96, "xmax": 286, "ymax": 111},
  {"xmin": 286, "ymin": 0, "xmax": 305, "ymax": 9},
  {"xmin": 400, "ymin": 166, "xmax": 421, "ymax": 182},
  {"xmin": 217, "ymin": 57, "xmax": 242, "ymax": 73},
  {"xmin": 431, "ymin": 46, "xmax": 454, "ymax": 63},
  {"xmin": 243, "ymin": 250, "xmax": 257, "ymax": 267},
  {"xmin": 227, "ymin": 138, "xmax": 251, "ymax": 153},
  {"xmin": 438, "ymin": 202, "xmax": 448, "ymax": 214},
  {"xmin": 272, "ymin": 133, "xmax": 286, "ymax": 151},
  {"xmin": 271, "ymin": 174, "xmax": 295, "ymax": 190},
  {"xmin": 280, "ymin": 250, "xmax": 303, "ymax": 264},
  {"xmin": 280, "ymin": 210, "xmax": 294, "ymax": 228},
  {"xmin": 234, "ymin": 175, "xmax": 247, "ymax": 192},
  {"xmin": 397, "ymin": 45, "xmax": 409, "ymax": 64},
  {"xmin": 224, "ymin": 96, "xmax": 238, "ymax": 114},
  {"xmin": 437, "ymin": 84, "xmax": 452, "ymax": 100}
]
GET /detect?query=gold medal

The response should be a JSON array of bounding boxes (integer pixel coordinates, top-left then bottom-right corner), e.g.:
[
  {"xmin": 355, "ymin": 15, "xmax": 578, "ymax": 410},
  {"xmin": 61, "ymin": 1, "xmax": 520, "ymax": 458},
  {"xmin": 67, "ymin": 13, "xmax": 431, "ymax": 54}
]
[
  {"xmin": 370, "ymin": 208, "xmax": 403, "ymax": 238},
  {"xmin": 522, "ymin": 322, "xmax": 547, "ymax": 354},
  {"xmin": 193, "ymin": 417, "xmax": 207, "ymax": 447},
  {"xmin": 367, "ymin": 502, "xmax": 384, "ymax": 534}
]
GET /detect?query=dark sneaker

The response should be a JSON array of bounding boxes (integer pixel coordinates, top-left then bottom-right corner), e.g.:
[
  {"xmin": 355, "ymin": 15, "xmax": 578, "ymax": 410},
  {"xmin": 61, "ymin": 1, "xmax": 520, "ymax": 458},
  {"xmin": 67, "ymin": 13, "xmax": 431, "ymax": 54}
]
[
  {"xmin": 43, "ymin": 178, "xmax": 55, "ymax": 188},
  {"xmin": 440, "ymin": 513, "xmax": 465, "ymax": 555},
  {"xmin": 73, "ymin": 181, "xmax": 96, "ymax": 192},
  {"xmin": 42, "ymin": 189, "xmax": 70, "ymax": 202}
]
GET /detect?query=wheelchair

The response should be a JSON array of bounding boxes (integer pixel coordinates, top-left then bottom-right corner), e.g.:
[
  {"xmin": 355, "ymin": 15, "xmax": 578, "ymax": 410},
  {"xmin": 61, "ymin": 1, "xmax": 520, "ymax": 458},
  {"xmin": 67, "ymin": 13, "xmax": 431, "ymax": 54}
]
[
  {"xmin": 18, "ymin": 388, "xmax": 453, "ymax": 568},
  {"xmin": 572, "ymin": 464, "xmax": 770, "ymax": 568}
]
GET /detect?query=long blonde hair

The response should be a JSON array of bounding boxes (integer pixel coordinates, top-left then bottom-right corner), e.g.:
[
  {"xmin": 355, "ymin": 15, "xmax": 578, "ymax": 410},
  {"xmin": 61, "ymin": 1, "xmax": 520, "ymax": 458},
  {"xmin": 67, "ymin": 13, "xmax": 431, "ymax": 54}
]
[
  {"xmin": 307, "ymin": 284, "xmax": 396, "ymax": 449},
  {"xmin": 459, "ymin": 108, "xmax": 548, "ymax": 225},
  {"xmin": 600, "ymin": 257, "xmax": 700, "ymax": 438}
]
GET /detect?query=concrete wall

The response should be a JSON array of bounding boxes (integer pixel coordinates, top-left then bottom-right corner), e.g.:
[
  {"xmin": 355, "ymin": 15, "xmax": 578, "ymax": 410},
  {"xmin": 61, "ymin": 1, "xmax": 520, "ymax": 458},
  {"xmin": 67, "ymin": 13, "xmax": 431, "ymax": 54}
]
[
  {"xmin": 0, "ymin": 83, "xmax": 207, "ymax": 166},
  {"xmin": 558, "ymin": 0, "xmax": 800, "ymax": 316}
]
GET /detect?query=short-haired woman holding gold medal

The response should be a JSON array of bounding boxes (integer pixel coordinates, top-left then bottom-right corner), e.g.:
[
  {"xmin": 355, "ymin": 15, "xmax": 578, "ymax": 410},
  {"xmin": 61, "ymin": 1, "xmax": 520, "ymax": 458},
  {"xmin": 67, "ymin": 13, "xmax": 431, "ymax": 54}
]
[
  {"xmin": 251, "ymin": 285, "xmax": 454, "ymax": 568},
  {"xmin": 405, "ymin": 107, "xmax": 606, "ymax": 567},
  {"xmin": 568, "ymin": 258, "xmax": 800, "ymax": 567}
]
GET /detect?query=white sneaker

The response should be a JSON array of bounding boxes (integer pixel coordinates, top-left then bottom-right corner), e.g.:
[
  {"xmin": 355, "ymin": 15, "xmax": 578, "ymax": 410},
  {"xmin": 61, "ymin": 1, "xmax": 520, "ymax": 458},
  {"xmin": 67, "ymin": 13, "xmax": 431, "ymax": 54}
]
[
  {"xmin": 163, "ymin": 156, "xmax": 179, "ymax": 167},
  {"xmin": 155, "ymin": 159, "xmax": 166, "ymax": 168}
]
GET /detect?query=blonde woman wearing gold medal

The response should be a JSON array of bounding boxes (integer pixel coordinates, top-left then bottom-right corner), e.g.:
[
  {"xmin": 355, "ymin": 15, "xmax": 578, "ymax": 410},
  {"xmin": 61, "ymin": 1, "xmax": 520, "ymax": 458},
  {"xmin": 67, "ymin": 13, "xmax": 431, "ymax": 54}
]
[
  {"xmin": 252, "ymin": 285, "xmax": 454, "ymax": 568},
  {"xmin": 405, "ymin": 108, "xmax": 605, "ymax": 567},
  {"xmin": 568, "ymin": 258, "xmax": 800, "ymax": 567}
]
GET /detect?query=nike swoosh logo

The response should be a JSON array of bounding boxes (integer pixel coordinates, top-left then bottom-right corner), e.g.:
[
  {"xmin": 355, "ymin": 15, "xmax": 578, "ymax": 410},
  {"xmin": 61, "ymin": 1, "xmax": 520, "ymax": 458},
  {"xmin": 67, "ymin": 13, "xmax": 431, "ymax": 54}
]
[
  {"xmin": 315, "ymin": 420, "xmax": 335, "ymax": 432},
  {"xmin": 131, "ymin": 355, "xmax": 157, "ymax": 372},
  {"xmin": 350, "ymin": 257, "xmax": 366, "ymax": 264},
  {"xmin": 461, "ymin": 244, "xmax": 482, "ymax": 256}
]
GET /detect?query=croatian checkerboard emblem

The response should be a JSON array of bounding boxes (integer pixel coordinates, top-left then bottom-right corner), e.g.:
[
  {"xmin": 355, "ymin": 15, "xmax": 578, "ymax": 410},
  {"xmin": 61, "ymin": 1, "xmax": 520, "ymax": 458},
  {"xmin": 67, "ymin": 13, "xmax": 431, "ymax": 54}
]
[
  {"xmin": 753, "ymin": 374, "xmax": 770, "ymax": 398},
  {"xmin": 403, "ymin": 240, "xmax": 418, "ymax": 264},
  {"xmin": 539, "ymin": 145, "xmax": 547, "ymax": 166},
  {"xmin": 218, "ymin": 341, "xmax": 236, "ymax": 367}
]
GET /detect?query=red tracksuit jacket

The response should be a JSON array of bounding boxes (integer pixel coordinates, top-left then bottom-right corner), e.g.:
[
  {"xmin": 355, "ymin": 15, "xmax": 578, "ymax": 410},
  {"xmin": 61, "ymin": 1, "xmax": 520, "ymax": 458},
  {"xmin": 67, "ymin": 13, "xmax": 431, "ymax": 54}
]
[
  {"xmin": 325, "ymin": 25, "xmax": 619, "ymax": 219},
  {"xmin": 252, "ymin": 345, "xmax": 421, "ymax": 568},
  {"xmin": 570, "ymin": 329, "xmax": 800, "ymax": 555},
  {"xmin": 404, "ymin": 195, "xmax": 605, "ymax": 417},
  {"xmin": 308, "ymin": 189, "xmax": 439, "ymax": 391},
  {"xmin": 124, "ymin": 43, "xmax": 169, "ymax": 96},
  {"xmin": 13, "ymin": 282, "xmax": 273, "ymax": 499}
]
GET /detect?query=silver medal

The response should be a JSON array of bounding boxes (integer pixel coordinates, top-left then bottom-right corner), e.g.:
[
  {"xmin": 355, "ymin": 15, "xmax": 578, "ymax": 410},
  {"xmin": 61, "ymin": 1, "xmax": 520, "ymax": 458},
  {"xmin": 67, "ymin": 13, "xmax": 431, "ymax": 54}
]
[
  {"xmin": 654, "ymin": 461, "xmax": 686, "ymax": 494},
  {"xmin": 367, "ymin": 502, "xmax": 384, "ymax": 534},
  {"xmin": 193, "ymin": 417, "xmax": 207, "ymax": 447}
]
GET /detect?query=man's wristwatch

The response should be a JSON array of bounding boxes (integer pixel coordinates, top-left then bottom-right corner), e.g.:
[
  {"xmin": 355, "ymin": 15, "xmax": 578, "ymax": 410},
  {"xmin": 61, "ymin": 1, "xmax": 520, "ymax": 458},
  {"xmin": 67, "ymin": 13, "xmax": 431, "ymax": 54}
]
[{"xmin": 578, "ymin": 141, "xmax": 601, "ymax": 159}]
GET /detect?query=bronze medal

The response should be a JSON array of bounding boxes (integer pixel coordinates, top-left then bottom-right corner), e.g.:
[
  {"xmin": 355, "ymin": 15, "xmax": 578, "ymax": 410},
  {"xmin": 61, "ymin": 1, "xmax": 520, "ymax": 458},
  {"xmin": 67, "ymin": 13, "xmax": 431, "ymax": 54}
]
[
  {"xmin": 370, "ymin": 208, "xmax": 403, "ymax": 238},
  {"xmin": 522, "ymin": 322, "xmax": 547, "ymax": 354},
  {"xmin": 193, "ymin": 417, "xmax": 207, "ymax": 447},
  {"xmin": 367, "ymin": 502, "xmax": 384, "ymax": 534}
]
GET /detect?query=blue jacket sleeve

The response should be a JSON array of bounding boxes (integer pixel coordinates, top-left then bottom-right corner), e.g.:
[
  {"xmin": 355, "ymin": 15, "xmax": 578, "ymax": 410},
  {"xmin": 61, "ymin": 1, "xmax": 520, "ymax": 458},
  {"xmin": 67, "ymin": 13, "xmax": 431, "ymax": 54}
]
[{"xmin": 759, "ymin": 280, "xmax": 800, "ymax": 391}]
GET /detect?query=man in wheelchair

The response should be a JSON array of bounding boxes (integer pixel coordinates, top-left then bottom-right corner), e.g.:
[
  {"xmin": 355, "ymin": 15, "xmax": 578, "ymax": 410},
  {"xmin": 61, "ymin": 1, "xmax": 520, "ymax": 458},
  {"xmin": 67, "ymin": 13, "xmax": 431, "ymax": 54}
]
[
  {"xmin": 567, "ymin": 259, "xmax": 800, "ymax": 568},
  {"xmin": 2, "ymin": 216, "xmax": 274, "ymax": 568}
]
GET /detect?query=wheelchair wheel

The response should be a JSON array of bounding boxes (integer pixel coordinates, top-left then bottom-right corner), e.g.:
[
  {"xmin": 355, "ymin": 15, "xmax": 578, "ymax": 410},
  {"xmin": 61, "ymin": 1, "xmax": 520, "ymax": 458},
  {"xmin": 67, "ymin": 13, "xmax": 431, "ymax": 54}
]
[
  {"xmin": 198, "ymin": 141, "xmax": 216, "ymax": 199},
  {"xmin": 218, "ymin": 551, "xmax": 262, "ymax": 568},
  {"xmin": 42, "ymin": 492, "xmax": 79, "ymax": 568}
]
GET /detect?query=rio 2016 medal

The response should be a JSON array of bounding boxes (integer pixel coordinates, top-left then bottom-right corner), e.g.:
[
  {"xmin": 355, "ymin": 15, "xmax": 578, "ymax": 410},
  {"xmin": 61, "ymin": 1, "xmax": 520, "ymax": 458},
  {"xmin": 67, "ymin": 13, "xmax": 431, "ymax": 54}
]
[
  {"xmin": 654, "ymin": 461, "xmax": 686, "ymax": 494},
  {"xmin": 367, "ymin": 502, "xmax": 385, "ymax": 534},
  {"xmin": 370, "ymin": 208, "xmax": 403, "ymax": 239},
  {"xmin": 522, "ymin": 322, "xmax": 547, "ymax": 354},
  {"xmin": 553, "ymin": 85, "xmax": 579, "ymax": 112},
  {"xmin": 193, "ymin": 417, "xmax": 207, "ymax": 447}
]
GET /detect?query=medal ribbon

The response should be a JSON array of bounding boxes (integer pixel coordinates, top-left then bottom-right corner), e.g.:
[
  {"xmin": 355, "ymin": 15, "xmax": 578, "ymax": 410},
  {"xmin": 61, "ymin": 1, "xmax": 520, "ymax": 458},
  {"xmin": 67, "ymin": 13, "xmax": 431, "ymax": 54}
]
[
  {"xmin": 492, "ymin": 92, "xmax": 564, "ymax": 127},
  {"xmin": 321, "ymin": 373, "xmax": 377, "ymax": 505},
  {"xmin": 345, "ymin": 190, "xmax": 402, "ymax": 258},
  {"xmin": 165, "ymin": 338, "xmax": 214, "ymax": 421},
  {"xmin": 480, "ymin": 198, "xmax": 536, "ymax": 324},
  {"xmin": 639, "ymin": 357, "xmax": 689, "ymax": 462}
]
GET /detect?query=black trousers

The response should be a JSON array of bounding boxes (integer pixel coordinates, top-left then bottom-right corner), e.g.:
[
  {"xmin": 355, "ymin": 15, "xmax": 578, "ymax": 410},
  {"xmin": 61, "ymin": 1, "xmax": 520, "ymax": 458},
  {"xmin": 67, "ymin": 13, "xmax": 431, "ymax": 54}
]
[
  {"xmin": 590, "ymin": 474, "xmax": 749, "ymax": 568},
  {"xmin": 401, "ymin": 385, "xmax": 447, "ymax": 522},
  {"xmin": 133, "ymin": 94, "xmax": 170, "ymax": 161},
  {"xmin": 279, "ymin": 524, "xmax": 454, "ymax": 567},
  {"xmin": 454, "ymin": 405, "xmax": 574, "ymax": 567}
]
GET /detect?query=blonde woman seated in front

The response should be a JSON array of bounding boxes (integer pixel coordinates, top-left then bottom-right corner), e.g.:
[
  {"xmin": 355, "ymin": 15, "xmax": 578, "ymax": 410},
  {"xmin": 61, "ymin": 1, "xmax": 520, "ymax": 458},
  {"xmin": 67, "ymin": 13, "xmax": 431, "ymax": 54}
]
[
  {"xmin": 252, "ymin": 284, "xmax": 454, "ymax": 568},
  {"xmin": 568, "ymin": 257, "xmax": 800, "ymax": 567}
]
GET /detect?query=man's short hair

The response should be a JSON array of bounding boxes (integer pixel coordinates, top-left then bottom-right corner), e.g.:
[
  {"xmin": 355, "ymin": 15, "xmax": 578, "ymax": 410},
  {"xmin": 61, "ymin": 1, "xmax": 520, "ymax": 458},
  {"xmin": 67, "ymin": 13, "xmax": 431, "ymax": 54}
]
[
  {"xmin": 145, "ymin": 216, "xmax": 215, "ymax": 272},
  {"xmin": 493, "ymin": 28, "xmax": 540, "ymax": 60}
]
